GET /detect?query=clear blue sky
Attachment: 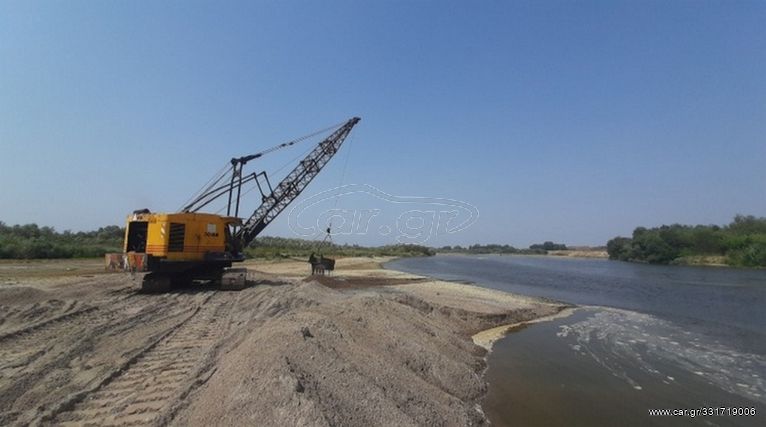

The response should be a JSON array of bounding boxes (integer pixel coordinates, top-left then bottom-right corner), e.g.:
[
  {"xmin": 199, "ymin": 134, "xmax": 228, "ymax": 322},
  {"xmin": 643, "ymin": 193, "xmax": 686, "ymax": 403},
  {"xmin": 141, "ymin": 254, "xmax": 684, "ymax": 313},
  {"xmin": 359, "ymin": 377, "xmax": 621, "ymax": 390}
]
[{"xmin": 1, "ymin": 0, "xmax": 764, "ymax": 247}]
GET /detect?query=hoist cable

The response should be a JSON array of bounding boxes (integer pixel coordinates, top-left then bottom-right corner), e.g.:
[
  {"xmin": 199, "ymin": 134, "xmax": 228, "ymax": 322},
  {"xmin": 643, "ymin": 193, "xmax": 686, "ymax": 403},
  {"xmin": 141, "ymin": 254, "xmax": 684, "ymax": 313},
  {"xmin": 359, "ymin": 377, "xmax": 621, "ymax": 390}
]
[
  {"xmin": 179, "ymin": 162, "xmax": 233, "ymax": 211},
  {"xmin": 178, "ymin": 119, "xmax": 345, "ymax": 212},
  {"xmin": 328, "ymin": 131, "xmax": 355, "ymax": 231}
]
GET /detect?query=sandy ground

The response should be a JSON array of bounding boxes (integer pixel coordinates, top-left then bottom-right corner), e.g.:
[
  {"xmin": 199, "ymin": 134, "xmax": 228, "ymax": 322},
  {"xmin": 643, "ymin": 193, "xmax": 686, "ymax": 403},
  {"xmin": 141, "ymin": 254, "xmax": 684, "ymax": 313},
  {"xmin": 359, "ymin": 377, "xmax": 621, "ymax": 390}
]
[
  {"xmin": 546, "ymin": 250, "xmax": 608, "ymax": 259},
  {"xmin": 0, "ymin": 257, "xmax": 565, "ymax": 426}
]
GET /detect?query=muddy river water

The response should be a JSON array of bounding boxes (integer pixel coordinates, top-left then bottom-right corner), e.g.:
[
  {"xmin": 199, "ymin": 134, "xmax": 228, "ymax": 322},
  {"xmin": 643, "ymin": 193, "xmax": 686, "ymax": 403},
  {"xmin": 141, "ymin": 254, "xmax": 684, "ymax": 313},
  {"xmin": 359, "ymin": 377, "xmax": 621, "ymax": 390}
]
[{"xmin": 387, "ymin": 255, "xmax": 766, "ymax": 426}]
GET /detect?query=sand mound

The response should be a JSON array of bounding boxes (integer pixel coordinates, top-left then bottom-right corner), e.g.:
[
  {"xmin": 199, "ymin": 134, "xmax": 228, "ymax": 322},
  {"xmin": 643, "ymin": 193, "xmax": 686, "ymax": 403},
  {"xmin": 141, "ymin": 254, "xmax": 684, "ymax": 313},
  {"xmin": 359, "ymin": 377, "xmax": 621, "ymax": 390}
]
[{"xmin": 173, "ymin": 281, "xmax": 491, "ymax": 426}]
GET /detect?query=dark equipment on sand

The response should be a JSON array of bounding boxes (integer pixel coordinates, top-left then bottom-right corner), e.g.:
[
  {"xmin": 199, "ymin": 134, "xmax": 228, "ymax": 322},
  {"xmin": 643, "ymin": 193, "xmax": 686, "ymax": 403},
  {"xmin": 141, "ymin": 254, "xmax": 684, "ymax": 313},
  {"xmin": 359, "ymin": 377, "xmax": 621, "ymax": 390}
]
[
  {"xmin": 308, "ymin": 226, "xmax": 336, "ymax": 275},
  {"xmin": 309, "ymin": 253, "xmax": 335, "ymax": 276}
]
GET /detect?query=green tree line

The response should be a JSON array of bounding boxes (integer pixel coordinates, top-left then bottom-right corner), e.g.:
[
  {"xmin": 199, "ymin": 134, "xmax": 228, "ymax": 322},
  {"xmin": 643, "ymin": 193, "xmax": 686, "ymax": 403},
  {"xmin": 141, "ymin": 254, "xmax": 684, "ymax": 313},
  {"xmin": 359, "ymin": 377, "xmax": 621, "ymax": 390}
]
[
  {"xmin": 437, "ymin": 241, "xmax": 567, "ymax": 255},
  {"xmin": 606, "ymin": 215, "xmax": 766, "ymax": 267},
  {"xmin": 245, "ymin": 236, "xmax": 435, "ymax": 259},
  {"xmin": 0, "ymin": 222, "xmax": 435, "ymax": 259},
  {"xmin": 0, "ymin": 222, "xmax": 124, "ymax": 259}
]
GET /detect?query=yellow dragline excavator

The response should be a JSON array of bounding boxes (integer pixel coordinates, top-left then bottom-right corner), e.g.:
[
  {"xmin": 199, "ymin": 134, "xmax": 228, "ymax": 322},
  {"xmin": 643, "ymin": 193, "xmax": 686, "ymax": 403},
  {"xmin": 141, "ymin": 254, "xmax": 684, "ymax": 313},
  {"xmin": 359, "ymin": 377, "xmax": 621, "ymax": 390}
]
[{"xmin": 118, "ymin": 117, "xmax": 360, "ymax": 292}]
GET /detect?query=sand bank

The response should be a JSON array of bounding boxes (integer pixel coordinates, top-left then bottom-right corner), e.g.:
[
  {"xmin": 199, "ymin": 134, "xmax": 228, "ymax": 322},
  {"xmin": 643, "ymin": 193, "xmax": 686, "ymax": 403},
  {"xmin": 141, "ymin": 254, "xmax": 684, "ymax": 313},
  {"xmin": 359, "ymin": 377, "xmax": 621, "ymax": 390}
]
[{"xmin": 0, "ymin": 256, "xmax": 565, "ymax": 426}]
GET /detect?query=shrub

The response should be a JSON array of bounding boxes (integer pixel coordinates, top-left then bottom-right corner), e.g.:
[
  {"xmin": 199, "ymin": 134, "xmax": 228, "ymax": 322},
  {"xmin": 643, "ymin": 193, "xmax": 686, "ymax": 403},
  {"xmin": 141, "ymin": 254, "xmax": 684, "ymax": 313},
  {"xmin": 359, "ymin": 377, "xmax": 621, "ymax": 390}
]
[{"xmin": 606, "ymin": 215, "xmax": 766, "ymax": 267}]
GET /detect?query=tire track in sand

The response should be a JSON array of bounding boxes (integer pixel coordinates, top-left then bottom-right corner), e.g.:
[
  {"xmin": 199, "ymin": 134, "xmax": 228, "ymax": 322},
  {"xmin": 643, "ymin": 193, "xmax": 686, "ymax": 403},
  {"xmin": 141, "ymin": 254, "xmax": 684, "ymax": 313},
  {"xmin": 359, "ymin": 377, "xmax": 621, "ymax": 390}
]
[
  {"xmin": 0, "ymin": 292, "xmax": 183, "ymax": 375},
  {"xmin": 0, "ymin": 291, "xmax": 211, "ymax": 425},
  {"xmin": 50, "ymin": 292, "xmax": 237, "ymax": 426},
  {"xmin": 0, "ymin": 306, "xmax": 99, "ymax": 371}
]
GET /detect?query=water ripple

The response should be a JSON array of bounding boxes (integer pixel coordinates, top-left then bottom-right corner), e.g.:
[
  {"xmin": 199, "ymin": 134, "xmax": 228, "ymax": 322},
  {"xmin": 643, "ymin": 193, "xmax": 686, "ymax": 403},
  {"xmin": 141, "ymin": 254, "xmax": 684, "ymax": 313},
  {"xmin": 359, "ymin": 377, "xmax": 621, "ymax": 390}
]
[{"xmin": 556, "ymin": 307, "xmax": 766, "ymax": 402}]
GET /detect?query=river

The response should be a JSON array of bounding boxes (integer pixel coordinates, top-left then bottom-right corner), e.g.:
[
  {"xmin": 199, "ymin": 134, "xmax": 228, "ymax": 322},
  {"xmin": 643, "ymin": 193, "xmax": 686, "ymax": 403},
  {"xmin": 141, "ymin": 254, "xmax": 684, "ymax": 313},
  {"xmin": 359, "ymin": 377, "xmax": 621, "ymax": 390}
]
[{"xmin": 386, "ymin": 255, "xmax": 766, "ymax": 426}]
